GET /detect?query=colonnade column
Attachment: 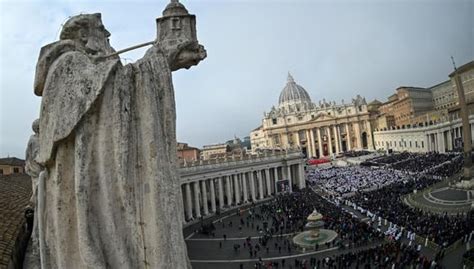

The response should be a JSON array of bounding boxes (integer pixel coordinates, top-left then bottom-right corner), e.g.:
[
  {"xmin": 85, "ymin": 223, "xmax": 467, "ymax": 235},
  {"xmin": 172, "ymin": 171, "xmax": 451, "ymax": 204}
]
[
  {"xmin": 233, "ymin": 174, "xmax": 241, "ymax": 205},
  {"xmin": 257, "ymin": 171, "xmax": 264, "ymax": 199},
  {"xmin": 298, "ymin": 163, "xmax": 305, "ymax": 189},
  {"xmin": 210, "ymin": 179, "xmax": 216, "ymax": 213},
  {"xmin": 193, "ymin": 181, "xmax": 201, "ymax": 218},
  {"xmin": 333, "ymin": 125, "xmax": 340, "ymax": 153},
  {"xmin": 242, "ymin": 173, "xmax": 248, "ymax": 203},
  {"xmin": 286, "ymin": 164, "xmax": 293, "ymax": 192},
  {"xmin": 218, "ymin": 177, "xmax": 224, "ymax": 209},
  {"xmin": 265, "ymin": 169, "xmax": 272, "ymax": 196},
  {"xmin": 185, "ymin": 183, "xmax": 193, "ymax": 220},
  {"xmin": 425, "ymin": 135, "xmax": 430, "ymax": 152},
  {"xmin": 201, "ymin": 180, "xmax": 209, "ymax": 216},
  {"xmin": 345, "ymin": 123, "xmax": 352, "ymax": 150},
  {"xmin": 250, "ymin": 172, "xmax": 257, "ymax": 201},
  {"xmin": 225, "ymin": 176, "xmax": 232, "ymax": 206},
  {"xmin": 317, "ymin": 128, "xmax": 323, "ymax": 157},
  {"xmin": 273, "ymin": 168, "xmax": 278, "ymax": 194},
  {"xmin": 447, "ymin": 130, "xmax": 453, "ymax": 151}
]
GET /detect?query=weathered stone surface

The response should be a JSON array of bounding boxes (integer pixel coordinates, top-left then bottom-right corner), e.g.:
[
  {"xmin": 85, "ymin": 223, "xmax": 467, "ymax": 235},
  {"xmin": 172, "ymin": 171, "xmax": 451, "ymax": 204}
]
[{"xmin": 26, "ymin": 4, "xmax": 206, "ymax": 268}]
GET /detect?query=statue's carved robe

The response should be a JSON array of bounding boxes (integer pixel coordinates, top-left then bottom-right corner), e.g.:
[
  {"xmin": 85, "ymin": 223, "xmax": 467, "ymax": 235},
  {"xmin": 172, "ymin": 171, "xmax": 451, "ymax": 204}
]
[{"xmin": 34, "ymin": 43, "xmax": 190, "ymax": 268}]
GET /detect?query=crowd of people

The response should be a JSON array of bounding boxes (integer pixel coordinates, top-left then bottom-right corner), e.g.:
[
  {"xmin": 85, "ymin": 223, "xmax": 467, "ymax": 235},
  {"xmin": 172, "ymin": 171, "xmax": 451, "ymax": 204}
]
[
  {"xmin": 307, "ymin": 166, "xmax": 410, "ymax": 195},
  {"xmin": 195, "ymin": 188, "xmax": 440, "ymax": 268},
  {"xmin": 363, "ymin": 152, "xmax": 413, "ymax": 165},
  {"xmin": 349, "ymin": 176, "xmax": 473, "ymax": 247},
  {"xmin": 341, "ymin": 150, "xmax": 372, "ymax": 158},
  {"xmin": 390, "ymin": 153, "xmax": 458, "ymax": 173}
]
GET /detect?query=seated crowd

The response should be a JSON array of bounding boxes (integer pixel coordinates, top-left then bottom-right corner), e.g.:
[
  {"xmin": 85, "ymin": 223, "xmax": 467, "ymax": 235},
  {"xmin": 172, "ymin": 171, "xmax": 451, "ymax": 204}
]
[{"xmin": 307, "ymin": 166, "xmax": 409, "ymax": 195}]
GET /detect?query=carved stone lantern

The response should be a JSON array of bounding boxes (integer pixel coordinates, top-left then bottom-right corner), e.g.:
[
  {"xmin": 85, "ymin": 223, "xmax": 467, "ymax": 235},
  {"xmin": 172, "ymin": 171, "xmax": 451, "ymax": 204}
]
[{"xmin": 156, "ymin": 0, "xmax": 198, "ymax": 48}]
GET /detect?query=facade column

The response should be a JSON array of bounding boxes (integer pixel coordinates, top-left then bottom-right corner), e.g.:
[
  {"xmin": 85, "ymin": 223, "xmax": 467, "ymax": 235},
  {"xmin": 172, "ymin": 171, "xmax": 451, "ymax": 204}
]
[
  {"xmin": 265, "ymin": 169, "xmax": 272, "ymax": 196},
  {"xmin": 309, "ymin": 129, "xmax": 316, "ymax": 158},
  {"xmin": 193, "ymin": 181, "xmax": 201, "ymax": 218},
  {"xmin": 185, "ymin": 183, "xmax": 193, "ymax": 220},
  {"xmin": 210, "ymin": 179, "xmax": 216, "ymax": 213},
  {"xmin": 354, "ymin": 122, "xmax": 362, "ymax": 149},
  {"xmin": 345, "ymin": 123, "xmax": 352, "ymax": 150},
  {"xmin": 233, "ymin": 174, "xmax": 241, "ymax": 205},
  {"xmin": 366, "ymin": 120, "xmax": 374, "ymax": 150},
  {"xmin": 218, "ymin": 176, "xmax": 224, "ymax": 209},
  {"xmin": 250, "ymin": 172, "xmax": 257, "ymax": 201},
  {"xmin": 334, "ymin": 125, "xmax": 340, "ymax": 153},
  {"xmin": 286, "ymin": 165, "xmax": 293, "ymax": 192},
  {"xmin": 201, "ymin": 180, "xmax": 209, "ymax": 216},
  {"xmin": 257, "ymin": 170, "xmax": 264, "ymax": 200},
  {"xmin": 305, "ymin": 129, "xmax": 312, "ymax": 157},
  {"xmin": 225, "ymin": 176, "xmax": 232, "ymax": 206},
  {"xmin": 317, "ymin": 128, "xmax": 324, "ymax": 157},
  {"xmin": 242, "ymin": 173, "xmax": 248, "ymax": 202},
  {"xmin": 327, "ymin": 126, "xmax": 334, "ymax": 155}
]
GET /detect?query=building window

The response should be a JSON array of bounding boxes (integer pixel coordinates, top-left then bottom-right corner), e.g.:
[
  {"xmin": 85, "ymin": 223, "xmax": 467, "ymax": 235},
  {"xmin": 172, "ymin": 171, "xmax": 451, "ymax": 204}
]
[
  {"xmin": 0, "ymin": 169, "xmax": 3, "ymax": 175},
  {"xmin": 421, "ymin": 141, "xmax": 424, "ymax": 148},
  {"xmin": 13, "ymin": 167, "xmax": 19, "ymax": 173},
  {"xmin": 298, "ymin": 116, "xmax": 303, "ymax": 121},
  {"xmin": 272, "ymin": 118, "xmax": 277, "ymax": 125}
]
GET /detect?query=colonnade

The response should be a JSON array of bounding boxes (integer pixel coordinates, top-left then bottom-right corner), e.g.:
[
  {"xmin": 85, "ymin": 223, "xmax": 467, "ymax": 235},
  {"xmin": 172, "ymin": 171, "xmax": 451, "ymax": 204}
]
[
  {"xmin": 427, "ymin": 124, "xmax": 474, "ymax": 153},
  {"xmin": 180, "ymin": 162, "xmax": 305, "ymax": 222}
]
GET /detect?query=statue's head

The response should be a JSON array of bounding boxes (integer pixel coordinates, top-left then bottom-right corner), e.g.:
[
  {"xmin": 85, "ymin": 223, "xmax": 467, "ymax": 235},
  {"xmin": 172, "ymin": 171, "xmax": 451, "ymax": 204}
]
[
  {"xmin": 156, "ymin": 0, "xmax": 206, "ymax": 71},
  {"xmin": 60, "ymin": 13, "xmax": 114, "ymax": 56},
  {"xmin": 32, "ymin": 119, "xmax": 40, "ymax": 134}
]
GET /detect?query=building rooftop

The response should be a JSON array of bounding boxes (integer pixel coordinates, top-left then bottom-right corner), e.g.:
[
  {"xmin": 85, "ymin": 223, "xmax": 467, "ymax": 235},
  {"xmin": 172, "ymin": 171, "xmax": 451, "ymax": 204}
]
[
  {"xmin": 0, "ymin": 174, "xmax": 31, "ymax": 268},
  {"xmin": 0, "ymin": 157, "xmax": 25, "ymax": 166}
]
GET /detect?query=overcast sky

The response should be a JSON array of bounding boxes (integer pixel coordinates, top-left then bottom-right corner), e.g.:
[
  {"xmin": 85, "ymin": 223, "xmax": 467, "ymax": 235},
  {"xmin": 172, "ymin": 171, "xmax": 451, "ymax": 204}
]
[{"xmin": 0, "ymin": 0, "xmax": 473, "ymax": 158}]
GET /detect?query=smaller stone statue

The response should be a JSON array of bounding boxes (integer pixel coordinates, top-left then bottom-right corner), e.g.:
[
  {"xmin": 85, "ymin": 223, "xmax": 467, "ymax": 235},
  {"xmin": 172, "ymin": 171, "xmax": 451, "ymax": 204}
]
[
  {"xmin": 24, "ymin": 119, "xmax": 43, "ymax": 268},
  {"xmin": 25, "ymin": 119, "xmax": 43, "ymax": 206}
]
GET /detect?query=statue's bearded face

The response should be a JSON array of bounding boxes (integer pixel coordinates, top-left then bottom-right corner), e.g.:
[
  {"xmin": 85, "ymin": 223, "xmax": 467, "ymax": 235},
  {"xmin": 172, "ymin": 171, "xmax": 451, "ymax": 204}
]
[
  {"xmin": 83, "ymin": 22, "xmax": 114, "ymax": 56},
  {"xmin": 60, "ymin": 14, "xmax": 115, "ymax": 56}
]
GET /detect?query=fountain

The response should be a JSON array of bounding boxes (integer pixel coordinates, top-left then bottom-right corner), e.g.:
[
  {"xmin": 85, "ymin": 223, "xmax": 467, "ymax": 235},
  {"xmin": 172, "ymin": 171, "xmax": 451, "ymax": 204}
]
[{"xmin": 292, "ymin": 209, "xmax": 338, "ymax": 251}]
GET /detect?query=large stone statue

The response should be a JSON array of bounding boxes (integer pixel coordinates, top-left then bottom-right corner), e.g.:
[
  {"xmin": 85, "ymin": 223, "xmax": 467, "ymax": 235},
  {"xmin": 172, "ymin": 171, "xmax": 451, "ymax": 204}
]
[{"xmin": 28, "ymin": 1, "xmax": 206, "ymax": 268}]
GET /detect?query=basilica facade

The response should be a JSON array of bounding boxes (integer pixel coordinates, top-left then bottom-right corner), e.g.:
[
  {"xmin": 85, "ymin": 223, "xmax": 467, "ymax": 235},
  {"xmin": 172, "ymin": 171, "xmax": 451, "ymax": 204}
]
[{"xmin": 251, "ymin": 74, "xmax": 375, "ymax": 158}]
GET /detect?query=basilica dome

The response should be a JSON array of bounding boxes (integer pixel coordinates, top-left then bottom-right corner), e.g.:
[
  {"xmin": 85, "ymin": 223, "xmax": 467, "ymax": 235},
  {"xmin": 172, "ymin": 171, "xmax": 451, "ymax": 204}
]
[{"xmin": 278, "ymin": 73, "xmax": 312, "ymax": 107}]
